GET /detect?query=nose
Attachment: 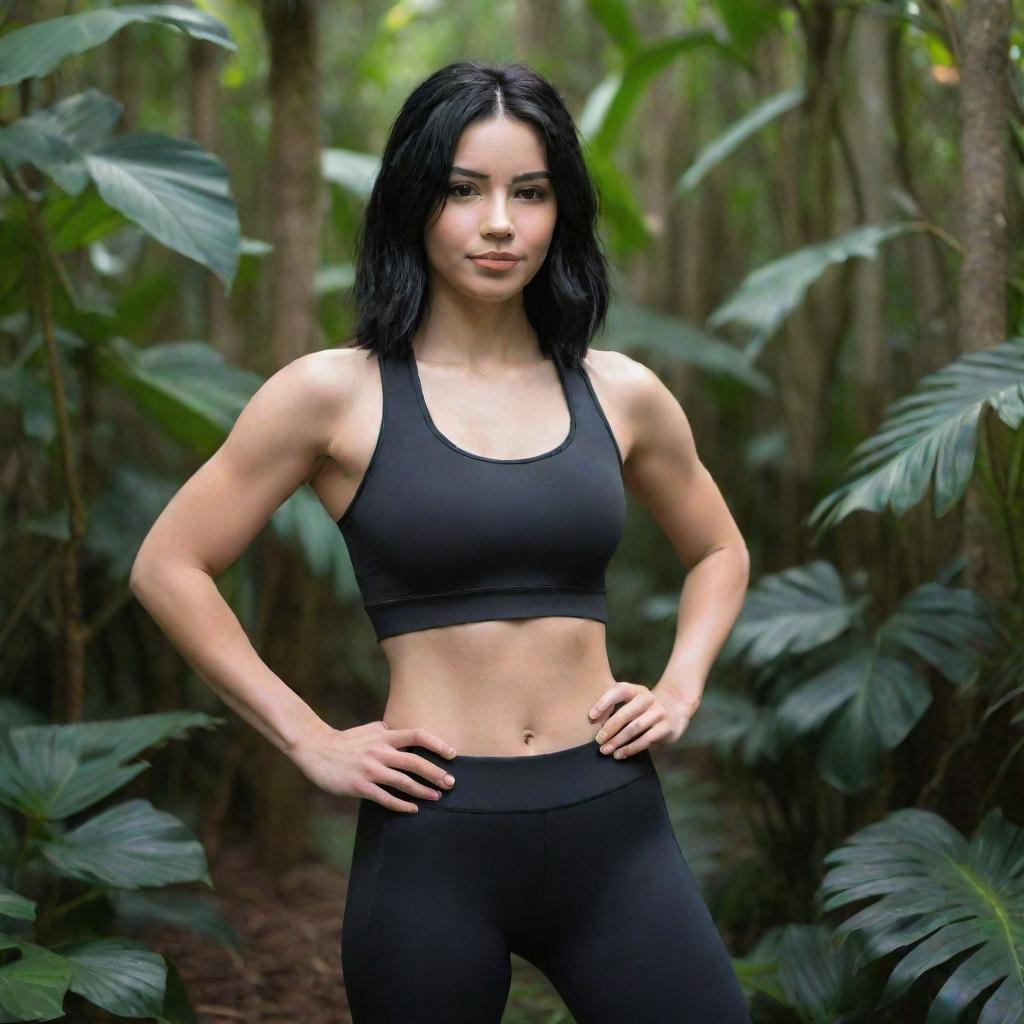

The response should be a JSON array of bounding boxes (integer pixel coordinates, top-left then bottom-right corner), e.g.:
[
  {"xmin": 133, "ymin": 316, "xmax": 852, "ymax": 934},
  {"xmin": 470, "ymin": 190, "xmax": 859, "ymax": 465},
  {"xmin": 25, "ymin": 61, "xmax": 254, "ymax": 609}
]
[{"xmin": 480, "ymin": 195, "xmax": 513, "ymax": 238}]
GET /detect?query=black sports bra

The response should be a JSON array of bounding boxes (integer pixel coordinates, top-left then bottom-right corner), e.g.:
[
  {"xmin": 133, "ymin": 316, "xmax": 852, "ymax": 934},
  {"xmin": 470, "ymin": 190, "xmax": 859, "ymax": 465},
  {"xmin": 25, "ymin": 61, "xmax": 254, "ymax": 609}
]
[{"xmin": 336, "ymin": 347, "xmax": 626, "ymax": 640}]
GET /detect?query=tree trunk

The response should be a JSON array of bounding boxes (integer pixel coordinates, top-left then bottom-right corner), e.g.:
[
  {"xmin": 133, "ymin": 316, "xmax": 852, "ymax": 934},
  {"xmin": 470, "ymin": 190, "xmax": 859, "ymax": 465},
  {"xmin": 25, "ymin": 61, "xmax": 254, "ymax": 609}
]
[
  {"xmin": 959, "ymin": 0, "xmax": 1014, "ymax": 601},
  {"xmin": 261, "ymin": 0, "xmax": 323, "ymax": 366}
]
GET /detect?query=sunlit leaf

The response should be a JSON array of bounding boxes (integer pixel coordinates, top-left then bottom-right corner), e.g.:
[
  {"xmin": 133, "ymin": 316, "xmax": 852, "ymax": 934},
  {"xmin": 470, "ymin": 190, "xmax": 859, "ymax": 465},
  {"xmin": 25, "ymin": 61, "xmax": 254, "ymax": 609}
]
[{"xmin": 0, "ymin": 5, "xmax": 235, "ymax": 87}]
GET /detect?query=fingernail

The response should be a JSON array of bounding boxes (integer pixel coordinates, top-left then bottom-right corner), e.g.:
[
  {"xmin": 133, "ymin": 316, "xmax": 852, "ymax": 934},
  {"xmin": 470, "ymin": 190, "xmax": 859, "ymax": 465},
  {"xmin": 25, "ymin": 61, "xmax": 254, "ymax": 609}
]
[
  {"xmin": 600, "ymin": 745, "xmax": 611, "ymax": 754},
  {"xmin": 432, "ymin": 790, "xmax": 441, "ymax": 799},
  {"xmin": 596, "ymin": 731, "xmax": 607, "ymax": 742},
  {"xmin": 444, "ymin": 774, "xmax": 455, "ymax": 786},
  {"xmin": 447, "ymin": 748, "xmax": 456, "ymax": 758},
  {"xmin": 614, "ymin": 751, "xmax": 624, "ymax": 759}
]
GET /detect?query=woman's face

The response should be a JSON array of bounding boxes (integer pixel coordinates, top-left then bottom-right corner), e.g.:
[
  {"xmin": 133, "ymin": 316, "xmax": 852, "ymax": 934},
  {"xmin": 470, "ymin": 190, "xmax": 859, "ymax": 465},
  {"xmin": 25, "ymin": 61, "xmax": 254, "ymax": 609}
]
[{"xmin": 423, "ymin": 115, "xmax": 557, "ymax": 302}]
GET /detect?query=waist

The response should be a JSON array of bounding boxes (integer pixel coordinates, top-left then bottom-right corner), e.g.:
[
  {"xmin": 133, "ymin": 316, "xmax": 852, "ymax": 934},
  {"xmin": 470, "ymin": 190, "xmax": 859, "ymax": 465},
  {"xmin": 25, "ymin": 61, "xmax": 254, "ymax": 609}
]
[
  {"xmin": 383, "ymin": 737, "xmax": 656, "ymax": 812},
  {"xmin": 382, "ymin": 618, "xmax": 618, "ymax": 755}
]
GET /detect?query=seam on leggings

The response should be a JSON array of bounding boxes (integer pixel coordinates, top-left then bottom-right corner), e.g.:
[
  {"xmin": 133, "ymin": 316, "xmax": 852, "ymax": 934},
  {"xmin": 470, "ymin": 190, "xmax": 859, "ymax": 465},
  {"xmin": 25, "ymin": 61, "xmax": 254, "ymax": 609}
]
[{"xmin": 414, "ymin": 770, "xmax": 653, "ymax": 814}]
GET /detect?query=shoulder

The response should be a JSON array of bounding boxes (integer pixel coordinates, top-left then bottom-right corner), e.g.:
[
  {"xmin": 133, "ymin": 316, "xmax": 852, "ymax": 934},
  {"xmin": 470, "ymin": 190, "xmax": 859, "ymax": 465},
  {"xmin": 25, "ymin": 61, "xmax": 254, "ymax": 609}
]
[
  {"xmin": 581, "ymin": 346, "xmax": 660, "ymax": 403},
  {"xmin": 234, "ymin": 344, "xmax": 379, "ymax": 459},
  {"xmin": 257, "ymin": 344, "xmax": 380, "ymax": 422},
  {"xmin": 581, "ymin": 347, "xmax": 684, "ymax": 443}
]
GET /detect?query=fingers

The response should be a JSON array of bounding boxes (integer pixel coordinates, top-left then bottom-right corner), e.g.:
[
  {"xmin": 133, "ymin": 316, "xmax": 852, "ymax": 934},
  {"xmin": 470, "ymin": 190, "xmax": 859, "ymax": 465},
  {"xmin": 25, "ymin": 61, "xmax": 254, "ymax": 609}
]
[
  {"xmin": 608, "ymin": 718, "xmax": 672, "ymax": 759},
  {"xmin": 588, "ymin": 681, "xmax": 633, "ymax": 722},
  {"xmin": 389, "ymin": 726, "xmax": 457, "ymax": 761},
  {"xmin": 595, "ymin": 688, "xmax": 661, "ymax": 758},
  {"xmin": 388, "ymin": 749, "xmax": 457, "ymax": 792},
  {"xmin": 375, "ymin": 764, "xmax": 447, "ymax": 803},
  {"xmin": 359, "ymin": 780, "xmax": 421, "ymax": 814}
]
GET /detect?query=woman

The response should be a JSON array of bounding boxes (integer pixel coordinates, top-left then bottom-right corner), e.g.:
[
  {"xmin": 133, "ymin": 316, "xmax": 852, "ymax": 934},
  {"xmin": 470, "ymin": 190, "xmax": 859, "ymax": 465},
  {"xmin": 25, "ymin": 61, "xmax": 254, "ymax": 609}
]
[{"xmin": 131, "ymin": 61, "xmax": 752, "ymax": 1024}]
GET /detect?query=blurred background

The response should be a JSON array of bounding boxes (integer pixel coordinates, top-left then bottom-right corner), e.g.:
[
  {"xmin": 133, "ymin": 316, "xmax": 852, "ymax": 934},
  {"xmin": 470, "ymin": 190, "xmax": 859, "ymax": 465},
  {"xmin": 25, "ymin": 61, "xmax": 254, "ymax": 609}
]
[{"xmin": 2, "ymin": 1, "xmax": 1023, "ymax": 1022}]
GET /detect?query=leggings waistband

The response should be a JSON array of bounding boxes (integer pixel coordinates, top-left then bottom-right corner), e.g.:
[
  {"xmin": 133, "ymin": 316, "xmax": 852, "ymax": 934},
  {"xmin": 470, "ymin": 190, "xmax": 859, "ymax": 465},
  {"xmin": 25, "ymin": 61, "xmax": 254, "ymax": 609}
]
[{"xmin": 396, "ymin": 737, "xmax": 656, "ymax": 813}]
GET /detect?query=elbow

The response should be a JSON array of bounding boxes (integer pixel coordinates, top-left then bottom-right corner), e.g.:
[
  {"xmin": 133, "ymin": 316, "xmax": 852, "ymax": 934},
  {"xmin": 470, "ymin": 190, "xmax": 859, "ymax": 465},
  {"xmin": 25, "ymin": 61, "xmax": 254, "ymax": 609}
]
[{"xmin": 129, "ymin": 549, "xmax": 163, "ymax": 600}]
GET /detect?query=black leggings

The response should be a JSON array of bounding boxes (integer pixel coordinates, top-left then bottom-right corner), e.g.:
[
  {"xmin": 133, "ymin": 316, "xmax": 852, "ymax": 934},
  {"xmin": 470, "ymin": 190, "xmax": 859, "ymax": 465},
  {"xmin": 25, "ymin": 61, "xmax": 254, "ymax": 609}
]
[{"xmin": 341, "ymin": 738, "xmax": 752, "ymax": 1023}]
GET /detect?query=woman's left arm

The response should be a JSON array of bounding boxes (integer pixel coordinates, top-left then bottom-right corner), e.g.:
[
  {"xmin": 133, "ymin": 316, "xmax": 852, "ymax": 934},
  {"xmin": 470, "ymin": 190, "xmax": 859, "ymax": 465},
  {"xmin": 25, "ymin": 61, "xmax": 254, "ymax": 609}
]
[{"xmin": 587, "ymin": 354, "xmax": 750, "ymax": 758}]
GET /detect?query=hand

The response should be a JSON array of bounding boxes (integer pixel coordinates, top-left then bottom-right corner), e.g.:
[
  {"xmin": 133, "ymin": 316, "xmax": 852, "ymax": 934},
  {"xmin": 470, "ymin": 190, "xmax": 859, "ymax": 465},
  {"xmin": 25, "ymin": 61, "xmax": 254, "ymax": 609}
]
[
  {"xmin": 587, "ymin": 681, "xmax": 698, "ymax": 759},
  {"xmin": 290, "ymin": 719, "xmax": 459, "ymax": 814}
]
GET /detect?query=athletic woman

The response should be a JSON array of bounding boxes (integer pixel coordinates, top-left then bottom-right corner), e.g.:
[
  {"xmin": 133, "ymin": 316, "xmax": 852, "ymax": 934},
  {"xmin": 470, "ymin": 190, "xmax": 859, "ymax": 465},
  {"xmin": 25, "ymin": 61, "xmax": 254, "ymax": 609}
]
[{"xmin": 131, "ymin": 60, "xmax": 752, "ymax": 1024}]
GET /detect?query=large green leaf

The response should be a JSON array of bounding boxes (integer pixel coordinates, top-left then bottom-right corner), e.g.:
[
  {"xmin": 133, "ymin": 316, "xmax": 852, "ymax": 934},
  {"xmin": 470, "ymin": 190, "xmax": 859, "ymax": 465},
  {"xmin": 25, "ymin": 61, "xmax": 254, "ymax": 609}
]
[
  {"xmin": 580, "ymin": 138, "xmax": 651, "ymax": 251},
  {"xmin": 584, "ymin": 0, "xmax": 643, "ymax": 58},
  {"xmin": 600, "ymin": 298, "xmax": 773, "ymax": 392},
  {"xmin": 109, "ymin": 890, "xmax": 242, "ymax": 951},
  {"xmin": 879, "ymin": 582, "xmax": 1001, "ymax": 689},
  {"xmin": 0, "ymin": 5, "xmax": 235, "ymax": 87},
  {"xmin": 585, "ymin": 31, "xmax": 725, "ymax": 153},
  {"xmin": 678, "ymin": 688, "xmax": 784, "ymax": 766},
  {"xmin": 707, "ymin": 223, "xmax": 920, "ymax": 358},
  {"xmin": 777, "ymin": 647, "xmax": 932, "ymax": 793},
  {"xmin": 0, "ymin": 117, "xmax": 88, "ymax": 196},
  {"xmin": 0, "ymin": 887, "xmax": 35, "ymax": 923},
  {"xmin": 818, "ymin": 807, "xmax": 1024, "ymax": 1023},
  {"xmin": 0, "ymin": 89, "xmax": 123, "ymax": 196},
  {"xmin": 722, "ymin": 565, "xmax": 995, "ymax": 792},
  {"xmin": 0, "ymin": 711, "xmax": 222, "ymax": 820},
  {"xmin": 745, "ymin": 923, "xmax": 876, "ymax": 1024},
  {"xmin": 710, "ymin": 0, "xmax": 785, "ymax": 59},
  {"xmin": 38, "ymin": 798, "xmax": 211, "ymax": 889},
  {"xmin": 0, "ymin": 936, "xmax": 70, "ymax": 1021},
  {"xmin": 719, "ymin": 560, "xmax": 866, "ymax": 666},
  {"xmin": 320, "ymin": 148, "xmax": 379, "ymax": 199},
  {"xmin": 675, "ymin": 87, "xmax": 805, "ymax": 196},
  {"xmin": 807, "ymin": 337, "xmax": 1024, "ymax": 537},
  {"xmin": 95, "ymin": 337, "xmax": 262, "ymax": 456},
  {"xmin": 83, "ymin": 133, "xmax": 240, "ymax": 288},
  {"xmin": 56, "ymin": 937, "xmax": 166, "ymax": 1018}
]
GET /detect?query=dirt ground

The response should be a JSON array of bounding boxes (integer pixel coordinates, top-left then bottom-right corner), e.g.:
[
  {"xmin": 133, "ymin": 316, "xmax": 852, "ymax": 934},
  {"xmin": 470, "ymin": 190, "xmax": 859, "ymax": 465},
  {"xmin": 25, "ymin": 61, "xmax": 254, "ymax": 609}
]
[{"xmin": 143, "ymin": 838, "xmax": 354, "ymax": 1024}]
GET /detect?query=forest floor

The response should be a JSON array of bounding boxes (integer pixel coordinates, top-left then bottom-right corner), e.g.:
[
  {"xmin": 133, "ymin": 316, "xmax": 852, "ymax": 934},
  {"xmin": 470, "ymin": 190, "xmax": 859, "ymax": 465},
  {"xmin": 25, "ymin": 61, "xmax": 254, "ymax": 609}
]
[{"xmin": 143, "ymin": 837, "xmax": 354, "ymax": 1024}]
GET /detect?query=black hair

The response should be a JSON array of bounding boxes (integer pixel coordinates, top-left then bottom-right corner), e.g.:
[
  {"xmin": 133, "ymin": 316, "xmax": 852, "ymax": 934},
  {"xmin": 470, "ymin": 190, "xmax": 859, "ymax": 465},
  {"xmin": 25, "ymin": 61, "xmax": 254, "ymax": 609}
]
[{"xmin": 347, "ymin": 60, "xmax": 611, "ymax": 369}]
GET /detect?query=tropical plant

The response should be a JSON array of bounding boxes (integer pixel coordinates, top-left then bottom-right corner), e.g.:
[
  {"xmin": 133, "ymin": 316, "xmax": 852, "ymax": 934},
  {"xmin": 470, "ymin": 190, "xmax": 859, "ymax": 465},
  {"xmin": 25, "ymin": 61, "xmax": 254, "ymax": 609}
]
[
  {"xmin": 817, "ymin": 807, "xmax": 1024, "ymax": 1023},
  {"xmin": 806, "ymin": 337, "xmax": 1024, "ymax": 564},
  {"xmin": 0, "ymin": 706, "xmax": 238, "ymax": 1022},
  {"xmin": 676, "ymin": 558, "xmax": 1002, "ymax": 794}
]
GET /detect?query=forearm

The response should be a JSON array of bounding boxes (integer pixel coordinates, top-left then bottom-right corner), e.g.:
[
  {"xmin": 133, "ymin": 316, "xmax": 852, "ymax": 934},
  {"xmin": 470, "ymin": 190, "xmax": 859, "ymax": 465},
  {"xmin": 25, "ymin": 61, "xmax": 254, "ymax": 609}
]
[
  {"xmin": 653, "ymin": 543, "xmax": 750, "ymax": 713},
  {"xmin": 130, "ymin": 561, "xmax": 327, "ymax": 760}
]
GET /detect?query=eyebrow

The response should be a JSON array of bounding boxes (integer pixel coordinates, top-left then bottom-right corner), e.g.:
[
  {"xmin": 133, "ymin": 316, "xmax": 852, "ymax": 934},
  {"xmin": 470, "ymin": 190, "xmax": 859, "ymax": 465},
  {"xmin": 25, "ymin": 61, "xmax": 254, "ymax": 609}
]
[{"xmin": 450, "ymin": 166, "xmax": 551, "ymax": 183}]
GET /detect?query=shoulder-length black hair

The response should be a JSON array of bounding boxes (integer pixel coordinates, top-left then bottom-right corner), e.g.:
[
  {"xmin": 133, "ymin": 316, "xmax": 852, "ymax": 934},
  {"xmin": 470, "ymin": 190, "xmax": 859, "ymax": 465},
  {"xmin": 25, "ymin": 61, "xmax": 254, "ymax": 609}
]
[{"xmin": 348, "ymin": 60, "xmax": 611, "ymax": 369}]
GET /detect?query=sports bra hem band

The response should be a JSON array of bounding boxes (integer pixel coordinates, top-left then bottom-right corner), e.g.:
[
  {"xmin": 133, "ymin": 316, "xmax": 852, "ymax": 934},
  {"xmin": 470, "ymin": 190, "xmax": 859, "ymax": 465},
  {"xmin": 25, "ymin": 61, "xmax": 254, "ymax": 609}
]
[{"xmin": 364, "ymin": 583, "xmax": 606, "ymax": 608}]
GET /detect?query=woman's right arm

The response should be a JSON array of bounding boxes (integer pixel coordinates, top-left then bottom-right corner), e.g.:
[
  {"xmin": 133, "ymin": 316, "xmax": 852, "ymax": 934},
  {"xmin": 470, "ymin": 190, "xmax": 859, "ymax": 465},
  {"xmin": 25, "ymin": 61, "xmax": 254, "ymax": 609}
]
[
  {"xmin": 129, "ymin": 349, "xmax": 458, "ymax": 813},
  {"xmin": 129, "ymin": 351, "xmax": 344, "ymax": 760}
]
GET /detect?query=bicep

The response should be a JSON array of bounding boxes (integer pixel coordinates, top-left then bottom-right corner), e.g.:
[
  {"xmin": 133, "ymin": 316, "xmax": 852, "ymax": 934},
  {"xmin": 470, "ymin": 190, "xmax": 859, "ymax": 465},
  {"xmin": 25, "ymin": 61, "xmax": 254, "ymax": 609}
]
[
  {"xmin": 621, "ymin": 364, "xmax": 744, "ymax": 569},
  {"xmin": 133, "ymin": 355, "xmax": 336, "ymax": 580}
]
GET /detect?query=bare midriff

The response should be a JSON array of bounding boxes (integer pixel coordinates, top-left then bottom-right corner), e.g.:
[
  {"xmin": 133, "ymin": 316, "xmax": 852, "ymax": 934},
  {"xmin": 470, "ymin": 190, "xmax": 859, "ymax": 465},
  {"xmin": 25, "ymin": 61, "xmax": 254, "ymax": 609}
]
[{"xmin": 379, "ymin": 616, "xmax": 618, "ymax": 755}]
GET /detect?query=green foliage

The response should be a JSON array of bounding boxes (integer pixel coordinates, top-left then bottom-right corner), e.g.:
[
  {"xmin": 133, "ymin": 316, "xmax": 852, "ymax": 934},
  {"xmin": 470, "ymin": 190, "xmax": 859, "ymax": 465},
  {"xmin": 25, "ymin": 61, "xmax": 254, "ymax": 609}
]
[
  {"xmin": 0, "ymin": 708, "xmax": 233, "ymax": 1022},
  {"xmin": 742, "ymin": 923, "xmax": 879, "ymax": 1023},
  {"xmin": 818, "ymin": 808, "xmax": 1024, "ymax": 1023},
  {"xmin": 0, "ymin": 4, "xmax": 235, "ymax": 87},
  {"xmin": 683, "ymin": 561, "xmax": 1000, "ymax": 793},
  {"xmin": 808, "ymin": 336, "xmax": 1024, "ymax": 536},
  {"xmin": 675, "ymin": 86, "xmax": 805, "ymax": 196},
  {"xmin": 708, "ymin": 222, "xmax": 922, "ymax": 358}
]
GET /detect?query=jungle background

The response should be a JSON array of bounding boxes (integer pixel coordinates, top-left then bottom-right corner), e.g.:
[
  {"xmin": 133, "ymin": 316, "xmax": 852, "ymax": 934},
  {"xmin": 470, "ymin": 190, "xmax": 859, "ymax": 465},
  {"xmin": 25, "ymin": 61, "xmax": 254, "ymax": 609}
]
[{"xmin": 2, "ymin": 0, "xmax": 1023, "ymax": 1022}]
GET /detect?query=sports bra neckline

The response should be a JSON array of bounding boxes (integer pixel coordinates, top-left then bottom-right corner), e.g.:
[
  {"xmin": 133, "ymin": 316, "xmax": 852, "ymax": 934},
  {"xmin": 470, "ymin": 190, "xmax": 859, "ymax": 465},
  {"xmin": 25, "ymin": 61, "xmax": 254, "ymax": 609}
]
[{"xmin": 405, "ymin": 347, "xmax": 577, "ymax": 465}]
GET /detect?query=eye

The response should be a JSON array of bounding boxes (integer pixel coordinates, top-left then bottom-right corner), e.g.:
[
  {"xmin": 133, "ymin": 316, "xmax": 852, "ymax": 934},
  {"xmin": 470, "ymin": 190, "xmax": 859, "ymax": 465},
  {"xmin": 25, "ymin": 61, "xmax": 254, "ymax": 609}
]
[{"xmin": 446, "ymin": 183, "xmax": 549, "ymax": 200}]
